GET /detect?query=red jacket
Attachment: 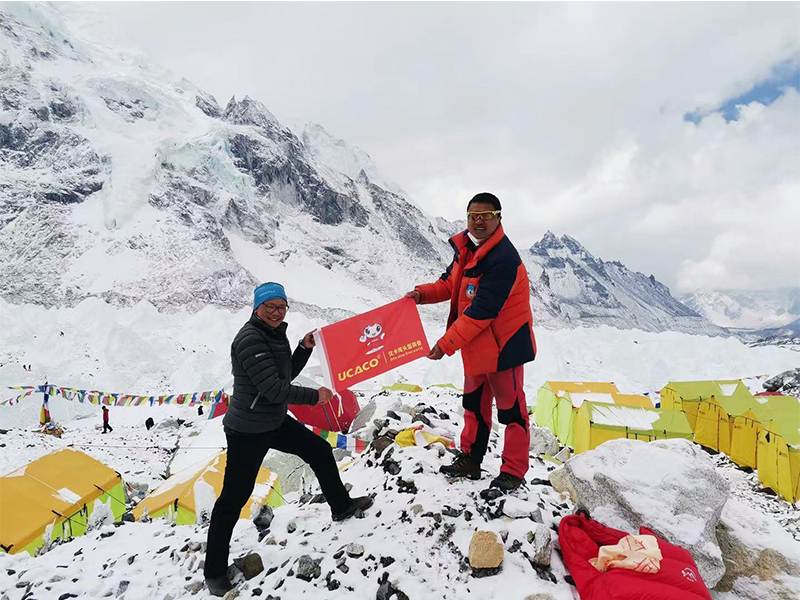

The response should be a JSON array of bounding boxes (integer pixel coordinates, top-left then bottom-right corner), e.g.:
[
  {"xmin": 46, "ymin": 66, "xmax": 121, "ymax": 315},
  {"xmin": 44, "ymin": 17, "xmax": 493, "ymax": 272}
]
[{"xmin": 415, "ymin": 225, "xmax": 536, "ymax": 376}]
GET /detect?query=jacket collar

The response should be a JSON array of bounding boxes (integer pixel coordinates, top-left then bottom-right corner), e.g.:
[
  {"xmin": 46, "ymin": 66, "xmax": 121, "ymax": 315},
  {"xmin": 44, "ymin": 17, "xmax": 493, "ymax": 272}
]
[
  {"xmin": 249, "ymin": 312, "xmax": 288, "ymax": 337},
  {"xmin": 449, "ymin": 224, "xmax": 506, "ymax": 267}
]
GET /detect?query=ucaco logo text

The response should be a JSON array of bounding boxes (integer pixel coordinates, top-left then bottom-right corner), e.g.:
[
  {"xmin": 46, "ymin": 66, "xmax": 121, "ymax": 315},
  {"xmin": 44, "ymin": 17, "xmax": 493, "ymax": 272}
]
[{"xmin": 338, "ymin": 357, "xmax": 381, "ymax": 382}]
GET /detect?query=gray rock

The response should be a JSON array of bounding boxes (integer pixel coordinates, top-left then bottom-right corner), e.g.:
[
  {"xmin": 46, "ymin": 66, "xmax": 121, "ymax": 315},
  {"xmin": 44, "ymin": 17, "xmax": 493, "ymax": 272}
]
[
  {"xmin": 562, "ymin": 438, "xmax": 730, "ymax": 587},
  {"xmin": 553, "ymin": 447, "xmax": 571, "ymax": 462},
  {"xmin": 184, "ymin": 580, "xmax": 204, "ymax": 595},
  {"xmin": 529, "ymin": 426, "xmax": 559, "ymax": 456},
  {"xmin": 116, "ymin": 581, "xmax": 129, "ymax": 596},
  {"xmin": 548, "ymin": 467, "xmax": 577, "ymax": 502},
  {"xmin": 295, "ymin": 555, "xmax": 322, "ymax": 582},
  {"xmin": 253, "ymin": 505, "xmax": 274, "ymax": 531},
  {"xmin": 345, "ymin": 543, "xmax": 364, "ymax": 558},
  {"xmin": 530, "ymin": 524, "xmax": 553, "ymax": 568},
  {"xmin": 232, "ymin": 552, "xmax": 264, "ymax": 580},
  {"xmin": 350, "ymin": 400, "xmax": 377, "ymax": 432},
  {"xmin": 502, "ymin": 498, "xmax": 543, "ymax": 522},
  {"xmin": 262, "ymin": 452, "xmax": 314, "ymax": 494},
  {"xmin": 372, "ymin": 436, "xmax": 394, "ymax": 457}
]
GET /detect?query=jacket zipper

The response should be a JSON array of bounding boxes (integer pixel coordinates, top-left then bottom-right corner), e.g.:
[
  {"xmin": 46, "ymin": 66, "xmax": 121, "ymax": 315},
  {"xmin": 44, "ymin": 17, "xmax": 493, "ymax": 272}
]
[{"xmin": 250, "ymin": 393, "xmax": 260, "ymax": 409}]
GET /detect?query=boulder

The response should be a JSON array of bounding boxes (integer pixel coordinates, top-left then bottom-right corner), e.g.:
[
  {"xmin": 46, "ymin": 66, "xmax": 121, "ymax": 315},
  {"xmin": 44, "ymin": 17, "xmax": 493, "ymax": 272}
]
[
  {"xmin": 529, "ymin": 523, "xmax": 553, "ymax": 567},
  {"xmin": 560, "ymin": 438, "xmax": 729, "ymax": 587},
  {"xmin": 253, "ymin": 505, "xmax": 273, "ymax": 532},
  {"xmin": 349, "ymin": 399, "xmax": 377, "ymax": 432},
  {"xmin": 295, "ymin": 555, "xmax": 322, "ymax": 582},
  {"xmin": 502, "ymin": 498, "xmax": 543, "ymax": 522},
  {"xmin": 345, "ymin": 543, "xmax": 364, "ymax": 558},
  {"xmin": 371, "ymin": 436, "xmax": 394, "ymax": 457},
  {"xmin": 232, "ymin": 552, "xmax": 264, "ymax": 580},
  {"xmin": 763, "ymin": 368, "xmax": 800, "ymax": 396},
  {"xmin": 714, "ymin": 499, "xmax": 800, "ymax": 599},
  {"xmin": 469, "ymin": 531, "xmax": 504, "ymax": 569},
  {"xmin": 262, "ymin": 452, "xmax": 314, "ymax": 494},
  {"xmin": 553, "ymin": 447, "xmax": 571, "ymax": 462},
  {"xmin": 548, "ymin": 467, "xmax": 576, "ymax": 502},
  {"xmin": 529, "ymin": 426, "xmax": 559, "ymax": 456}
]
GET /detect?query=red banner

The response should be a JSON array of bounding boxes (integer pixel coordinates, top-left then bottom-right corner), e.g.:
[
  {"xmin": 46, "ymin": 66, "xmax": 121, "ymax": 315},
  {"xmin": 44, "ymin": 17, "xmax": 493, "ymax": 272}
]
[{"xmin": 315, "ymin": 298, "xmax": 430, "ymax": 393}]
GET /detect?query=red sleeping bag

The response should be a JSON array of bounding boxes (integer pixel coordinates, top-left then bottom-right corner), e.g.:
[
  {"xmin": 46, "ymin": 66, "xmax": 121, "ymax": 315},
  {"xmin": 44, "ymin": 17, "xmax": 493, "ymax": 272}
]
[{"xmin": 559, "ymin": 514, "xmax": 712, "ymax": 600}]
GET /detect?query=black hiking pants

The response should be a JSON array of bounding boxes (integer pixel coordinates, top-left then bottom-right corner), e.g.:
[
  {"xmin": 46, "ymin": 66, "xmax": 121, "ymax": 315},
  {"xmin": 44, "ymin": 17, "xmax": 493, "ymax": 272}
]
[
  {"xmin": 204, "ymin": 415, "xmax": 351, "ymax": 578},
  {"xmin": 102, "ymin": 422, "xmax": 112, "ymax": 433}
]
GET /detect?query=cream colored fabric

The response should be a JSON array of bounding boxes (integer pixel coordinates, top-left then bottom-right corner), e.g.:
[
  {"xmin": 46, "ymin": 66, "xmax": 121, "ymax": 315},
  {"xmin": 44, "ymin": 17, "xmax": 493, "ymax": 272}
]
[{"xmin": 590, "ymin": 534, "xmax": 663, "ymax": 574}]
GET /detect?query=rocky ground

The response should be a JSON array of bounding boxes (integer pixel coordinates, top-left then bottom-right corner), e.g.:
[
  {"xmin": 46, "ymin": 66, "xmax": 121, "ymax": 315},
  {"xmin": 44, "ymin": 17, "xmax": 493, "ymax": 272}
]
[{"xmin": 1, "ymin": 388, "xmax": 798, "ymax": 600}]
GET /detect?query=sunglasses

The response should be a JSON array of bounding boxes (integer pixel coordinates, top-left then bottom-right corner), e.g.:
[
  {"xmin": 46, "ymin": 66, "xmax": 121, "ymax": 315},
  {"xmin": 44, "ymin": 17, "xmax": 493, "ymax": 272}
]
[
  {"xmin": 262, "ymin": 303, "xmax": 289, "ymax": 314},
  {"xmin": 467, "ymin": 210, "xmax": 501, "ymax": 222}
]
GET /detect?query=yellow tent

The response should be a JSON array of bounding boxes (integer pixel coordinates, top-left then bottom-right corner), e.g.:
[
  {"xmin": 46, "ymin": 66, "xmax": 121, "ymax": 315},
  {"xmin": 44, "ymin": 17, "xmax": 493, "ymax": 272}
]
[
  {"xmin": 132, "ymin": 452, "xmax": 282, "ymax": 525},
  {"xmin": 0, "ymin": 449, "xmax": 126, "ymax": 555},
  {"xmin": 534, "ymin": 381, "xmax": 620, "ymax": 441},
  {"xmin": 574, "ymin": 402, "xmax": 693, "ymax": 455},
  {"xmin": 694, "ymin": 384, "xmax": 755, "ymax": 455},
  {"xmin": 534, "ymin": 382, "xmax": 654, "ymax": 447},
  {"xmin": 382, "ymin": 383, "xmax": 423, "ymax": 393},
  {"xmin": 756, "ymin": 395, "xmax": 800, "ymax": 503},
  {"xmin": 660, "ymin": 380, "xmax": 745, "ymax": 430},
  {"xmin": 729, "ymin": 400, "xmax": 774, "ymax": 469}
]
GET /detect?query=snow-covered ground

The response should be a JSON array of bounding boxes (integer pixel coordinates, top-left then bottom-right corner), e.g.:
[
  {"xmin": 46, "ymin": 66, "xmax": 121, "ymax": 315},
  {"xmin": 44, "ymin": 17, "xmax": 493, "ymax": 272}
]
[{"xmin": 1, "ymin": 385, "xmax": 799, "ymax": 600}]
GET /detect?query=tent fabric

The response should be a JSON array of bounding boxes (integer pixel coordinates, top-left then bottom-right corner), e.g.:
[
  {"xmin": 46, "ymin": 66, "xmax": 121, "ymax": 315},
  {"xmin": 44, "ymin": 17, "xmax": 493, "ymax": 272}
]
[
  {"xmin": 394, "ymin": 426, "xmax": 455, "ymax": 448},
  {"xmin": 574, "ymin": 403, "xmax": 693, "ymax": 455},
  {"xmin": 0, "ymin": 449, "xmax": 125, "ymax": 555},
  {"xmin": 693, "ymin": 387, "xmax": 755, "ymax": 455},
  {"xmin": 290, "ymin": 389, "xmax": 360, "ymax": 432},
  {"xmin": 131, "ymin": 451, "xmax": 282, "ymax": 525},
  {"xmin": 534, "ymin": 382, "xmax": 621, "ymax": 446},
  {"xmin": 559, "ymin": 514, "xmax": 712, "ymax": 600},
  {"xmin": 535, "ymin": 382, "xmax": 652, "ymax": 447},
  {"xmin": 382, "ymin": 383, "xmax": 423, "ymax": 393},
  {"xmin": 756, "ymin": 395, "xmax": 800, "ymax": 502},
  {"xmin": 659, "ymin": 380, "xmax": 746, "ymax": 431}
]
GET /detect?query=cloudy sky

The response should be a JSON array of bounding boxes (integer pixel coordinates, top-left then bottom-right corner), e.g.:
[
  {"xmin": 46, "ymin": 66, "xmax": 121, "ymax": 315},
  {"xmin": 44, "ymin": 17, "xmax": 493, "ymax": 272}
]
[{"xmin": 74, "ymin": 3, "xmax": 798, "ymax": 292}]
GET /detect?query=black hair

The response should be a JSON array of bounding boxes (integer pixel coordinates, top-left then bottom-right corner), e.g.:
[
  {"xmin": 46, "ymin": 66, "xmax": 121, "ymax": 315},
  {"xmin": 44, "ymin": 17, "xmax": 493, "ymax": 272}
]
[{"xmin": 467, "ymin": 192, "xmax": 501, "ymax": 211}]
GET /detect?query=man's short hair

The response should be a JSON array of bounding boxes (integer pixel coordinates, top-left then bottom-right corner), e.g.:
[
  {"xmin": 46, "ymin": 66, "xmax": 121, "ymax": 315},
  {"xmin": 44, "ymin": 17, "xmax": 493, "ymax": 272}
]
[{"xmin": 467, "ymin": 192, "xmax": 501, "ymax": 211}]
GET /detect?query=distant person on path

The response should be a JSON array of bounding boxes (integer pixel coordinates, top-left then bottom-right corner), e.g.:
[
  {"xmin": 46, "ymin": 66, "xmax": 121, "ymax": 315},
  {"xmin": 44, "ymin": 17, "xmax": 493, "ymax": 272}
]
[
  {"xmin": 204, "ymin": 282, "xmax": 373, "ymax": 596},
  {"xmin": 405, "ymin": 192, "xmax": 536, "ymax": 492},
  {"xmin": 102, "ymin": 406, "xmax": 112, "ymax": 433}
]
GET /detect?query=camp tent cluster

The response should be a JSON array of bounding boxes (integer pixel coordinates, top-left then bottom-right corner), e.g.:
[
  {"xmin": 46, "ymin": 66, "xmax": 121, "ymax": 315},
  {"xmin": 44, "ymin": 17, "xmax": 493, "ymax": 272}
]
[
  {"xmin": 661, "ymin": 381, "xmax": 800, "ymax": 503},
  {"xmin": 534, "ymin": 380, "xmax": 800, "ymax": 504},
  {"xmin": 534, "ymin": 381, "xmax": 692, "ymax": 454},
  {"xmin": 1, "ymin": 450, "xmax": 284, "ymax": 557}
]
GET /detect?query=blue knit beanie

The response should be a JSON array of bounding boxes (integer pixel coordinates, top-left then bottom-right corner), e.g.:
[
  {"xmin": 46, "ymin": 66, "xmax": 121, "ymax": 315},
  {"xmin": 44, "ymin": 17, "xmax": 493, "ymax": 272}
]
[{"xmin": 253, "ymin": 282, "xmax": 287, "ymax": 309}]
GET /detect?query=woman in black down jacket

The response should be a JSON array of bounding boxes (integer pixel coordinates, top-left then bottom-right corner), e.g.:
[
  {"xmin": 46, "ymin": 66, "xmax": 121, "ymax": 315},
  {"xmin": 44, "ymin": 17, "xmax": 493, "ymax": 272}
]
[{"xmin": 204, "ymin": 282, "xmax": 373, "ymax": 596}]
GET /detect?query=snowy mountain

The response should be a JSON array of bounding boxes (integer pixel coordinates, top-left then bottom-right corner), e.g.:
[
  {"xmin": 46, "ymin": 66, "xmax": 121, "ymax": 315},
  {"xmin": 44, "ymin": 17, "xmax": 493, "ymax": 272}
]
[
  {"xmin": 524, "ymin": 232, "xmax": 726, "ymax": 335},
  {"xmin": 680, "ymin": 288, "xmax": 800, "ymax": 330},
  {"xmin": 299, "ymin": 122, "xmax": 408, "ymax": 199},
  {"xmin": 0, "ymin": 4, "xmax": 451, "ymax": 316},
  {"xmin": 0, "ymin": 4, "xmax": 729, "ymax": 340}
]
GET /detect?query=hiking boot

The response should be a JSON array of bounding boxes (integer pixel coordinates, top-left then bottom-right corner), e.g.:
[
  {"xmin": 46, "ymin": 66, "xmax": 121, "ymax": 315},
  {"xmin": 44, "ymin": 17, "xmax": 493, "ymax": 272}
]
[
  {"xmin": 490, "ymin": 472, "xmax": 525, "ymax": 492},
  {"xmin": 332, "ymin": 495, "xmax": 374, "ymax": 522},
  {"xmin": 439, "ymin": 452, "xmax": 481, "ymax": 480},
  {"xmin": 205, "ymin": 574, "xmax": 233, "ymax": 597}
]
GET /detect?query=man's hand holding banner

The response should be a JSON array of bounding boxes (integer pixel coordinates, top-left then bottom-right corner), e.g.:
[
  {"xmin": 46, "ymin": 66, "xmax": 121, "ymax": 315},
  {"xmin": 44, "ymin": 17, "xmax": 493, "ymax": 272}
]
[{"xmin": 314, "ymin": 298, "xmax": 430, "ymax": 393}]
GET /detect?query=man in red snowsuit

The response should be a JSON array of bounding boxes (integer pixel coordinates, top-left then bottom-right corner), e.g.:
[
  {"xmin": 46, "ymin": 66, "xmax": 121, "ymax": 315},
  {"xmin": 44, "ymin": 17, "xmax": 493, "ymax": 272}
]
[{"xmin": 406, "ymin": 192, "xmax": 536, "ymax": 491}]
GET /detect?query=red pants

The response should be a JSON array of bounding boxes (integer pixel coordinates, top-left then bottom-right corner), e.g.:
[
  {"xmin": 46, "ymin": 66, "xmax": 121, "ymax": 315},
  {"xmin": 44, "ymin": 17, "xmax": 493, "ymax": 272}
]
[{"xmin": 461, "ymin": 365, "xmax": 529, "ymax": 478}]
